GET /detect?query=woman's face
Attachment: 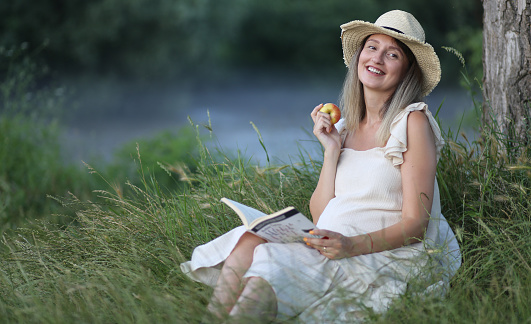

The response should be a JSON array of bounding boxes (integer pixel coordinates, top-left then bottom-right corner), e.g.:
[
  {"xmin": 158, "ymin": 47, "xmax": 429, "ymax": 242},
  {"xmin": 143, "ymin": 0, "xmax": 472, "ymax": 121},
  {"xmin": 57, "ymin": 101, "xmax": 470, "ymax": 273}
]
[{"xmin": 357, "ymin": 34, "xmax": 410, "ymax": 97}]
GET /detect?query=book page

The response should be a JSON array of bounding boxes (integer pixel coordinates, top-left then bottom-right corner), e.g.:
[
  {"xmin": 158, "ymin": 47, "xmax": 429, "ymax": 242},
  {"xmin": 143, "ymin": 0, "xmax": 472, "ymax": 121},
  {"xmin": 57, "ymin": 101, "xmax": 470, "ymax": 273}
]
[
  {"xmin": 250, "ymin": 210, "xmax": 318, "ymax": 243},
  {"xmin": 220, "ymin": 198, "xmax": 266, "ymax": 228}
]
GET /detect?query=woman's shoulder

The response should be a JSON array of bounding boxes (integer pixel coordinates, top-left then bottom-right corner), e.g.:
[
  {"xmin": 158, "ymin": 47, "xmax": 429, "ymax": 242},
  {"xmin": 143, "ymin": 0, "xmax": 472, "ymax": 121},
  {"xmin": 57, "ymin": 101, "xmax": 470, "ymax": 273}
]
[
  {"xmin": 384, "ymin": 102, "xmax": 445, "ymax": 166},
  {"xmin": 406, "ymin": 109, "xmax": 431, "ymax": 132},
  {"xmin": 405, "ymin": 110, "xmax": 436, "ymax": 149},
  {"xmin": 398, "ymin": 102, "xmax": 443, "ymax": 144}
]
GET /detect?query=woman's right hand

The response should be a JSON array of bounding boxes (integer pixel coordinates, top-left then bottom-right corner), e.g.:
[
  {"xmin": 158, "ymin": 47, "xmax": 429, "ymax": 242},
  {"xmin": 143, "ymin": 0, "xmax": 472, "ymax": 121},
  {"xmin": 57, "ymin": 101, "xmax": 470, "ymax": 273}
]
[{"xmin": 311, "ymin": 104, "xmax": 341, "ymax": 153}]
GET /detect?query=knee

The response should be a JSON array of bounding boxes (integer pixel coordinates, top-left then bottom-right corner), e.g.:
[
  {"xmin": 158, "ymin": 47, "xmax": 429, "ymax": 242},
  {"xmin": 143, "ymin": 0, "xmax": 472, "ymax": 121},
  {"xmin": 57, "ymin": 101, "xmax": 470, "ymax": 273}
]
[
  {"xmin": 228, "ymin": 233, "xmax": 265, "ymax": 259},
  {"xmin": 224, "ymin": 233, "xmax": 266, "ymax": 270},
  {"xmin": 242, "ymin": 276, "xmax": 275, "ymax": 298},
  {"xmin": 239, "ymin": 232, "xmax": 267, "ymax": 247},
  {"xmin": 241, "ymin": 277, "xmax": 277, "ymax": 310},
  {"xmin": 243, "ymin": 276, "xmax": 266, "ymax": 287}
]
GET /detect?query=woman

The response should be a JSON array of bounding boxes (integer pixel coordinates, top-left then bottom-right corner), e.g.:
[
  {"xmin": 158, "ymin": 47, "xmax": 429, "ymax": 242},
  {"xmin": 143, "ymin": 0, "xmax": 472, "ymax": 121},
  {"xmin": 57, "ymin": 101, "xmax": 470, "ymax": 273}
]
[{"xmin": 181, "ymin": 10, "xmax": 461, "ymax": 322}]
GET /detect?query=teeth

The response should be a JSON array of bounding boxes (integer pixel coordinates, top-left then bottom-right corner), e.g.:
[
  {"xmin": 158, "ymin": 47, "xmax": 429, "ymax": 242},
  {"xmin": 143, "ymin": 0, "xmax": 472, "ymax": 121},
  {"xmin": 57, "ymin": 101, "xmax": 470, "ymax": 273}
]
[{"xmin": 368, "ymin": 67, "xmax": 383, "ymax": 75}]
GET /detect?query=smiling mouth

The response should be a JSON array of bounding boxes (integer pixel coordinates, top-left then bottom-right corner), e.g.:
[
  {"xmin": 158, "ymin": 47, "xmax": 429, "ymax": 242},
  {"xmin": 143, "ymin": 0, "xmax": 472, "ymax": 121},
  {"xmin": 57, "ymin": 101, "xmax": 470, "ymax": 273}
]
[{"xmin": 367, "ymin": 66, "xmax": 384, "ymax": 75}]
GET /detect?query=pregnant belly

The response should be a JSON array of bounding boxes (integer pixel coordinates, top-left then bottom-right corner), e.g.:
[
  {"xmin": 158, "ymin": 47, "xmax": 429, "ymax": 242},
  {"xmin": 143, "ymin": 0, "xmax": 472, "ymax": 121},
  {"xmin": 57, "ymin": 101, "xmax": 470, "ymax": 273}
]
[{"xmin": 316, "ymin": 198, "xmax": 402, "ymax": 235}]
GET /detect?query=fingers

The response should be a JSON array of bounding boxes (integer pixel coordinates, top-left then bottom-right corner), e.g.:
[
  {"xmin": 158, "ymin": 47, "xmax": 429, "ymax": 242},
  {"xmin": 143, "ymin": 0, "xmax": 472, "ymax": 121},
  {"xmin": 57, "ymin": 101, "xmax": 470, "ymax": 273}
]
[
  {"xmin": 310, "ymin": 229, "xmax": 336, "ymax": 238},
  {"xmin": 304, "ymin": 229, "xmax": 339, "ymax": 254},
  {"xmin": 311, "ymin": 104, "xmax": 332, "ymax": 127},
  {"xmin": 310, "ymin": 103, "xmax": 324, "ymax": 122},
  {"xmin": 304, "ymin": 229, "xmax": 354, "ymax": 259},
  {"xmin": 304, "ymin": 237, "xmax": 331, "ymax": 254},
  {"xmin": 311, "ymin": 105, "xmax": 341, "ymax": 152},
  {"xmin": 313, "ymin": 113, "xmax": 333, "ymax": 135},
  {"xmin": 310, "ymin": 241, "xmax": 337, "ymax": 259}
]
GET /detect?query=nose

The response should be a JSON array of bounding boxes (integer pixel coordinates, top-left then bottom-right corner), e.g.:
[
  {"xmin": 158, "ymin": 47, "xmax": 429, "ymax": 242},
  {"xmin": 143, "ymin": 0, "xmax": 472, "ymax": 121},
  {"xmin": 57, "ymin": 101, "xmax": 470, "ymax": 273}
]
[{"xmin": 371, "ymin": 51, "xmax": 384, "ymax": 64}]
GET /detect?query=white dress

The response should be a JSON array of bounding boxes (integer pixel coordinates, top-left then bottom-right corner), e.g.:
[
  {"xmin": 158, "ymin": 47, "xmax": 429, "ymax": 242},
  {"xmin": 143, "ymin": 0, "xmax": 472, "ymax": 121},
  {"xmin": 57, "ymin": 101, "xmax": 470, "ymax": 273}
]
[{"xmin": 180, "ymin": 102, "xmax": 461, "ymax": 322}]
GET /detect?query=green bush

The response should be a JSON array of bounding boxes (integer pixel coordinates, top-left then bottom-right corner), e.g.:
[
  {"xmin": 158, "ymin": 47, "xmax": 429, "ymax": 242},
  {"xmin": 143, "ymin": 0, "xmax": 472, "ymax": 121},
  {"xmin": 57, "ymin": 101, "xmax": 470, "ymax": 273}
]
[
  {"xmin": 0, "ymin": 0, "xmax": 482, "ymax": 81},
  {"xmin": 0, "ymin": 42, "xmax": 205, "ymax": 232},
  {"xmin": 0, "ymin": 44, "xmax": 99, "ymax": 231},
  {"xmin": 103, "ymin": 126, "xmax": 201, "ymax": 195},
  {"xmin": 0, "ymin": 0, "xmax": 252, "ymax": 79}
]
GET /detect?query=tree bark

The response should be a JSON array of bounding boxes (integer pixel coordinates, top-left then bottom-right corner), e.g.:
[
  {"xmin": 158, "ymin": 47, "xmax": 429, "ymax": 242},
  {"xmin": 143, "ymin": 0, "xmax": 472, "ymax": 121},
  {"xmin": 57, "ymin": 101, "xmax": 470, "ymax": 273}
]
[{"xmin": 482, "ymin": 0, "xmax": 531, "ymax": 143}]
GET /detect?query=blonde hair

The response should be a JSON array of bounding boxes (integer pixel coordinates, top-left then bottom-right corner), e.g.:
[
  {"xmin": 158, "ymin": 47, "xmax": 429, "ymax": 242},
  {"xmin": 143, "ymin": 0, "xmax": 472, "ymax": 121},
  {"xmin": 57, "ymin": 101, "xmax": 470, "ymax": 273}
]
[{"xmin": 339, "ymin": 36, "xmax": 424, "ymax": 146}]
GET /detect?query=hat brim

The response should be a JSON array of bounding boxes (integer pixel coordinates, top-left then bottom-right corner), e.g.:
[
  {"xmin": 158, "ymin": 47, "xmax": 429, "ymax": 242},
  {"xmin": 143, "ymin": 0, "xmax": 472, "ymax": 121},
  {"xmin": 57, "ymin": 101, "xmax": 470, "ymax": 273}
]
[{"xmin": 340, "ymin": 20, "xmax": 441, "ymax": 97}]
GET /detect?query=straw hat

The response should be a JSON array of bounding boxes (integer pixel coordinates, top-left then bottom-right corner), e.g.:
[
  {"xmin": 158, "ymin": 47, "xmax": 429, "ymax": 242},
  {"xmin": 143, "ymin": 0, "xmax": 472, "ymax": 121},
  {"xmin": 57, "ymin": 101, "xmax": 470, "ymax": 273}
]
[{"xmin": 340, "ymin": 10, "xmax": 441, "ymax": 97}]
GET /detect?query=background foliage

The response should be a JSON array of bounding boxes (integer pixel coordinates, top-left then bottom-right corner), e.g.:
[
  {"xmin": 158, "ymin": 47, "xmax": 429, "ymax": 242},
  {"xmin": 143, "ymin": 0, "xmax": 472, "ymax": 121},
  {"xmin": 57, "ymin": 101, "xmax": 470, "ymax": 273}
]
[
  {"xmin": 0, "ymin": 44, "xmax": 199, "ymax": 231},
  {"xmin": 0, "ymin": 0, "xmax": 483, "ymax": 82},
  {"xmin": 0, "ymin": 44, "xmax": 95, "ymax": 230}
]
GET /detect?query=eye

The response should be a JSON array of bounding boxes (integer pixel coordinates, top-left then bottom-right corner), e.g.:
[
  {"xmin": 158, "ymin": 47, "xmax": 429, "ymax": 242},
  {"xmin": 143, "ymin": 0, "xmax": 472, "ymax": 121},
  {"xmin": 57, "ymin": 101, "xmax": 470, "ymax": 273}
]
[
  {"xmin": 387, "ymin": 52, "xmax": 399, "ymax": 59},
  {"xmin": 366, "ymin": 45, "xmax": 377, "ymax": 51}
]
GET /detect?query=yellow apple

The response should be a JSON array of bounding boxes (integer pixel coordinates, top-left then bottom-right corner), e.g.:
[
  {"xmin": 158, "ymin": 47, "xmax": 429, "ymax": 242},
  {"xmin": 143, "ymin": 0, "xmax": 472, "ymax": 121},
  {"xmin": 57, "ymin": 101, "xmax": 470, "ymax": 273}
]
[{"xmin": 319, "ymin": 103, "xmax": 341, "ymax": 124}]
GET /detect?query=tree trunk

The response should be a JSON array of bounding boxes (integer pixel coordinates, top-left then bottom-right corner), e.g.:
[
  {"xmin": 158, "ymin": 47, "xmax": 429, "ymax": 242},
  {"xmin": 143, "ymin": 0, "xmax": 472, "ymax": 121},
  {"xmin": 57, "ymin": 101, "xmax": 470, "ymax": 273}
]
[{"xmin": 482, "ymin": 0, "xmax": 531, "ymax": 143}]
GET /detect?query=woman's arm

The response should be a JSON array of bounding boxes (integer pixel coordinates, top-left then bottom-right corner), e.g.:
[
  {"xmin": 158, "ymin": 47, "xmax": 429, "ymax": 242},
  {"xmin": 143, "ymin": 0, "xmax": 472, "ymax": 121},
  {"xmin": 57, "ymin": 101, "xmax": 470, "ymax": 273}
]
[
  {"xmin": 309, "ymin": 104, "xmax": 342, "ymax": 224},
  {"xmin": 306, "ymin": 111, "xmax": 437, "ymax": 258},
  {"xmin": 309, "ymin": 148, "xmax": 340, "ymax": 224},
  {"xmin": 394, "ymin": 110, "xmax": 437, "ymax": 244}
]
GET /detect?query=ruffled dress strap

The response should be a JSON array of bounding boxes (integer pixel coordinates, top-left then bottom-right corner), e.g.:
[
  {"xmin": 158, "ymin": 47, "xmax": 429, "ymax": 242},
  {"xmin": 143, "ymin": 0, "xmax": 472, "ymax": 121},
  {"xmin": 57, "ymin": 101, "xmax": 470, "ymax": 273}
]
[
  {"xmin": 334, "ymin": 118, "xmax": 348, "ymax": 147},
  {"xmin": 384, "ymin": 102, "xmax": 445, "ymax": 166}
]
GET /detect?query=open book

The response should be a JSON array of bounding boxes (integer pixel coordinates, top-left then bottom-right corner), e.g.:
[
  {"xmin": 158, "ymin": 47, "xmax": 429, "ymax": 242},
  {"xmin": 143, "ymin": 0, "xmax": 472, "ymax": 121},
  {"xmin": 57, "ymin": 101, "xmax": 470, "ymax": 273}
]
[{"xmin": 221, "ymin": 197, "xmax": 319, "ymax": 243}]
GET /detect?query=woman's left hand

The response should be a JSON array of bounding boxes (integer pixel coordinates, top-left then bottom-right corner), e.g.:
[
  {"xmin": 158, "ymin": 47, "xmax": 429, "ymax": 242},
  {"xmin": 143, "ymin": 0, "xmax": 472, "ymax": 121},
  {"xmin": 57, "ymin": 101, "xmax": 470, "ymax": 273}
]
[{"xmin": 304, "ymin": 229, "xmax": 356, "ymax": 260}]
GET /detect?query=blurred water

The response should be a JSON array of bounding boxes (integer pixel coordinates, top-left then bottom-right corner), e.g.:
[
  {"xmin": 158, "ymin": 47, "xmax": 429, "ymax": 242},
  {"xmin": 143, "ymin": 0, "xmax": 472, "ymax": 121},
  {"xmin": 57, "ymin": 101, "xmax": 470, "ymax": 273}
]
[{"xmin": 63, "ymin": 73, "xmax": 474, "ymax": 166}]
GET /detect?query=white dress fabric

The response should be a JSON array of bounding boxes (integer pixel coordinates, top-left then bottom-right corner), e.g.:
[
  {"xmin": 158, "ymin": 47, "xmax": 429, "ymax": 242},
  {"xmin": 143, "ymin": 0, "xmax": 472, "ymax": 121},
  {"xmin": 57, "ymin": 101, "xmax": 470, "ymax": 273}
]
[{"xmin": 180, "ymin": 102, "xmax": 461, "ymax": 322}]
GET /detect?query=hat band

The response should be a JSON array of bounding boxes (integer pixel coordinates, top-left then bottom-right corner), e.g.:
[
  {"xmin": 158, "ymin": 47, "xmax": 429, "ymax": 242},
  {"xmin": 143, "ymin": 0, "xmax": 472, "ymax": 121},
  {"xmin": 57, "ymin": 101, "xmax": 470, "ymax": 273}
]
[
  {"xmin": 381, "ymin": 26, "xmax": 426, "ymax": 44},
  {"xmin": 382, "ymin": 26, "xmax": 404, "ymax": 34}
]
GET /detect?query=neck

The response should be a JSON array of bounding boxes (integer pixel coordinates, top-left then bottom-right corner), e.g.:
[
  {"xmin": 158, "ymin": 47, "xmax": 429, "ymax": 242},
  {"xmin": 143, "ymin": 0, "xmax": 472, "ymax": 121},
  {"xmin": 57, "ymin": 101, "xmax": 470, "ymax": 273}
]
[{"xmin": 363, "ymin": 88, "xmax": 391, "ymax": 125}]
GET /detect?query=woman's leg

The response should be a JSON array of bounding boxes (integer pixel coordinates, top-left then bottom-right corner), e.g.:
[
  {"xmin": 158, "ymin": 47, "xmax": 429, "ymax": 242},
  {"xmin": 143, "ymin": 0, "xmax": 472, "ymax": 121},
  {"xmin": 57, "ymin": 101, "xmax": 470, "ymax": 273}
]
[
  {"xmin": 229, "ymin": 276, "xmax": 277, "ymax": 321},
  {"xmin": 207, "ymin": 232, "xmax": 266, "ymax": 318}
]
